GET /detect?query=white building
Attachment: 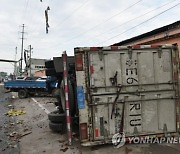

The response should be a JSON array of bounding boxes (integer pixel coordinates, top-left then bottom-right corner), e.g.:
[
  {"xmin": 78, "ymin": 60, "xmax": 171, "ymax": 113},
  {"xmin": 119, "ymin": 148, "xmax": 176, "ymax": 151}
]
[{"xmin": 25, "ymin": 58, "xmax": 47, "ymax": 76}]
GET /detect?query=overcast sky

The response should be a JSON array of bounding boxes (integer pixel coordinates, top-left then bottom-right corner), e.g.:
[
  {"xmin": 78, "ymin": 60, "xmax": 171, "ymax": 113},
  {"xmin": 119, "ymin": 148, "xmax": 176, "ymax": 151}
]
[{"xmin": 0, "ymin": 0, "xmax": 180, "ymax": 74}]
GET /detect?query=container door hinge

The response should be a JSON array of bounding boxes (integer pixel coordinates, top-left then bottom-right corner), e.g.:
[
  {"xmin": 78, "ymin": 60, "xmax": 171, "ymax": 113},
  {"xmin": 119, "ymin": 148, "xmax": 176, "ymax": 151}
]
[
  {"xmin": 128, "ymin": 46, "xmax": 132, "ymax": 59},
  {"xmin": 158, "ymin": 46, "xmax": 162, "ymax": 58},
  {"xmin": 98, "ymin": 51, "xmax": 103, "ymax": 61},
  {"xmin": 163, "ymin": 123, "xmax": 168, "ymax": 137}
]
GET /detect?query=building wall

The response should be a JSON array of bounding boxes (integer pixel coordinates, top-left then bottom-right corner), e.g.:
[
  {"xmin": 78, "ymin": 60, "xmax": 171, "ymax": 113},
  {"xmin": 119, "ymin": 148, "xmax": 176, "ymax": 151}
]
[
  {"xmin": 147, "ymin": 37, "xmax": 180, "ymax": 53},
  {"xmin": 34, "ymin": 70, "xmax": 46, "ymax": 77},
  {"xmin": 126, "ymin": 36, "xmax": 180, "ymax": 58},
  {"xmin": 26, "ymin": 58, "xmax": 47, "ymax": 76},
  {"xmin": 118, "ymin": 29, "xmax": 180, "ymax": 56}
]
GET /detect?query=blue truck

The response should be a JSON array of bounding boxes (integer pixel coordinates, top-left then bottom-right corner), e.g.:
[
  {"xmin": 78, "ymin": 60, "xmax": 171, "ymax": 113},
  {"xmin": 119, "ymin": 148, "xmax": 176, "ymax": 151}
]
[{"xmin": 4, "ymin": 76, "xmax": 58, "ymax": 98}]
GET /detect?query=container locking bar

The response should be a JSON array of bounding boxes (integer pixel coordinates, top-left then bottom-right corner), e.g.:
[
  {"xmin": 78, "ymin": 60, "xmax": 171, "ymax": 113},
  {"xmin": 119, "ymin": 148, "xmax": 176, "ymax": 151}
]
[{"xmin": 111, "ymin": 84, "xmax": 122, "ymax": 119}]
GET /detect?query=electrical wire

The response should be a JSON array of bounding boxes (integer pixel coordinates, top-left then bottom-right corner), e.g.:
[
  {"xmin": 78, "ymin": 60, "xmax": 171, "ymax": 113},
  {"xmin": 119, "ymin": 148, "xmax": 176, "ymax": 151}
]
[
  {"xmin": 22, "ymin": 0, "xmax": 142, "ymax": 50},
  {"xmin": 13, "ymin": 0, "xmax": 29, "ymax": 57},
  {"xmin": 50, "ymin": 0, "xmax": 143, "ymax": 49},
  {"xmin": 61, "ymin": 0, "xmax": 143, "ymax": 42},
  {"xmin": 97, "ymin": 2, "xmax": 180, "ymax": 45},
  {"xmin": 59, "ymin": 0, "xmax": 90, "ymax": 25},
  {"xmin": 21, "ymin": 0, "xmax": 30, "ymax": 24},
  {"xmin": 80, "ymin": 0, "xmax": 178, "ymax": 44}
]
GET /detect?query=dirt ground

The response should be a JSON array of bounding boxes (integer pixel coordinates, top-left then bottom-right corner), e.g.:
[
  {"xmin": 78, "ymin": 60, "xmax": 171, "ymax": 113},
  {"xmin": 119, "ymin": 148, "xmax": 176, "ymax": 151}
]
[
  {"xmin": 2, "ymin": 88, "xmax": 180, "ymax": 154},
  {"xmin": 0, "ymin": 85, "xmax": 19, "ymax": 154}
]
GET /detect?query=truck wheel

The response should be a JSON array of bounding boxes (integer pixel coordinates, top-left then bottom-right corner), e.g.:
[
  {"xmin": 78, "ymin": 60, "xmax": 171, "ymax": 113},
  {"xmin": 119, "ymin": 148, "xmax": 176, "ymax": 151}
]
[
  {"xmin": 18, "ymin": 89, "xmax": 27, "ymax": 99},
  {"xmin": 60, "ymin": 80, "xmax": 75, "ymax": 114},
  {"xmin": 49, "ymin": 121, "xmax": 66, "ymax": 133},
  {"xmin": 48, "ymin": 110, "xmax": 66, "ymax": 123}
]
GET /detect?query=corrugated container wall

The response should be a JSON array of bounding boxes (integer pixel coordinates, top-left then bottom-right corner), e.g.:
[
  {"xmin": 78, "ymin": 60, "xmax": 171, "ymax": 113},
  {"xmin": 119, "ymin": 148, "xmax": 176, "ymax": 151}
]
[{"xmin": 75, "ymin": 45, "xmax": 180, "ymax": 146}]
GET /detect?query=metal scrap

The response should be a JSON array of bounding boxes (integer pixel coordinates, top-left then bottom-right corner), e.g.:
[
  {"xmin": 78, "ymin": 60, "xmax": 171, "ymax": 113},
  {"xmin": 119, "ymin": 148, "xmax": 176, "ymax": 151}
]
[
  {"xmin": 60, "ymin": 147, "xmax": 69, "ymax": 152},
  {"xmin": 20, "ymin": 131, "xmax": 32, "ymax": 137}
]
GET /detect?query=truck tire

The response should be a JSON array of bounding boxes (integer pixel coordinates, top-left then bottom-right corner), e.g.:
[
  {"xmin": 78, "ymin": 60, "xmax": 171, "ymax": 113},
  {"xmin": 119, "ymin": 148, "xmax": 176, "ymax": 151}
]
[
  {"xmin": 49, "ymin": 121, "xmax": 66, "ymax": 133},
  {"xmin": 18, "ymin": 89, "xmax": 27, "ymax": 99},
  {"xmin": 48, "ymin": 110, "xmax": 66, "ymax": 123},
  {"xmin": 60, "ymin": 80, "xmax": 75, "ymax": 114}
]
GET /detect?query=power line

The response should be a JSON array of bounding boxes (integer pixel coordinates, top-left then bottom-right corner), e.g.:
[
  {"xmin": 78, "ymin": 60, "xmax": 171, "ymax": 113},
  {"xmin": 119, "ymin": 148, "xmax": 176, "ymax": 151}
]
[
  {"xmin": 13, "ymin": 0, "xmax": 29, "ymax": 57},
  {"xmin": 23, "ymin": 0, "xmax": 143, "ymax": 50},
  {"xmin": 98, "ymin": 0, "xmax": 143, "ymax": 25},
  {"xmin": 40, "ymin": 0, "xmax": 90, "ymax": 35},
  {"xmin": 97, "ymin": 2, "xmax": 180, "ymax": 45},
  {"xmin": 81, "ymin": 0, "xmax": 178, "ymax": 44},
  {"xmin": 61, "ymin": 0, "xmax": 143, "ymax": 43},
  {"xmin": 50, "ymin": 0, "xmax": 143, "ymax": 49},
  {"xmin": 58, "ymin": 0, "xmax": 90, "ymax": 26},
  {"xmin": 25, "ymin": 2, "xmax": 45, "ymax": 34},
  {"xmin": 21, "ymin": 0, "xmax": 30, "ymax": 24},
  {"xmin": 21, "ymin": 1, "xmax": 47, "ymax": 48}
]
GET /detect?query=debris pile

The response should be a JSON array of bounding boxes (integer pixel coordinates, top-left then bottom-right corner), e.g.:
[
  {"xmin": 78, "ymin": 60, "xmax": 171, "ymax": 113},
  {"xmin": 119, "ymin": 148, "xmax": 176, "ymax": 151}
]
[{"xmin": 6, "ymin": 109, "xmax": 26, "ymax": 116}]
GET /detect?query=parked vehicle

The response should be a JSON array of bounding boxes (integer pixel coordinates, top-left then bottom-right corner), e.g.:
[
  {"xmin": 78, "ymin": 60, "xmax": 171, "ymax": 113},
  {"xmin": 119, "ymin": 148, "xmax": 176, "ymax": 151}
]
[
  {"xmin": 0, "ymin": 77, "xmax": 3, "ymax": 83},
  {"xmin": 4, "ymin": 76, "xmax": 58, "ymax": 98},
  {"xmin": 16, "ymin": 76, "xmax": 27, "ymax": 80},
  {"xmin": 47, "ymin": 44, "xmax": 180, "ymax": 146},
  {"xmin": 36, "ymin": 76, "xmax": 48, "ymax": 82}
]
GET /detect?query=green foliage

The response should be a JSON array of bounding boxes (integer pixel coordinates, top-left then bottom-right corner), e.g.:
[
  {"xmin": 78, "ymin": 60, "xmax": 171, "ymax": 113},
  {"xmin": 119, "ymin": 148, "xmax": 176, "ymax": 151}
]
[{"xmin": 0, "ymin": 72, "xmax": 8, "ymax": 78}]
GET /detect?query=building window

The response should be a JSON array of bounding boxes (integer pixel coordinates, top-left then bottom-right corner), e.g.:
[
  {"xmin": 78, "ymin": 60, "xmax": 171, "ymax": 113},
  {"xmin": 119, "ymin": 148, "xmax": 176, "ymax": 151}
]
[{"xmin": 35, "ymin": 65, "xmax": 45, "ymax": 69}]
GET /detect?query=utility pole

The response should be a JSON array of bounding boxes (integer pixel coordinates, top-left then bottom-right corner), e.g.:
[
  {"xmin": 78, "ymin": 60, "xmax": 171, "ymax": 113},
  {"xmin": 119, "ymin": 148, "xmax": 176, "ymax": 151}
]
[
  {"xmin": 20, "ymin": 24, "xmax": 25, "ymax": 76},
  {"xmin": 24, "ymin": 45, "xmax": 33, "ymax": 77},
  {"xmin": 29, "ymin": 45, "xmax": 33, "ymax": 77},
  {"xmin": 14, "ymin": 47, "xmax": 17, "ymax": 76}
]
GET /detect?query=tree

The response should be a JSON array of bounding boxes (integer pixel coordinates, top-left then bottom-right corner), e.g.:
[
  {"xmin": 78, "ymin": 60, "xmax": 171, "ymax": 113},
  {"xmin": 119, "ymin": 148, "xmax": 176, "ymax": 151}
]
[{"xmin": 0, "ymin": 72, "xmax": 8, "ymax": 78}]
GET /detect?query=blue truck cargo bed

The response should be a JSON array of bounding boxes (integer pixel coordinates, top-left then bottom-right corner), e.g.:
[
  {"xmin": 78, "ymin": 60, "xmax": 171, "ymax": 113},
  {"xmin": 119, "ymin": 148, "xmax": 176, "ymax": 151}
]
[{"xmin": 4, "ymin": 80, "xmax": 47, "ymax": 89}]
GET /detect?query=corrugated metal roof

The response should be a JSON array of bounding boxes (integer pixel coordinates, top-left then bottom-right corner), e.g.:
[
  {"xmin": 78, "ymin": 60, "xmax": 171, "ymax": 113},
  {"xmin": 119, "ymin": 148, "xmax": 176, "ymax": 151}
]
[{"xmin": 113, "ymin": 20, "xmax": 180, "ymax": 46}]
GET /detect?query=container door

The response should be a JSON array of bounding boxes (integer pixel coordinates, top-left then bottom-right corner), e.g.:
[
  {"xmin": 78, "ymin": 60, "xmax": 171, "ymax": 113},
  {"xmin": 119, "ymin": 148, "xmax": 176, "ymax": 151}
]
[{"xmin": 88, "ymin": 48, "xmax": 177, "ymax": 141}]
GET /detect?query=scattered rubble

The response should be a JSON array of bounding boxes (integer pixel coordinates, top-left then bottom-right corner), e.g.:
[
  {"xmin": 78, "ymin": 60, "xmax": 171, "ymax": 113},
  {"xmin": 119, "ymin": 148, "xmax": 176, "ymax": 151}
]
[
  {"xmin": 46, "ymin": 101, "xmax": 54, "ymax": 104},
  {"xmin": 16, "ymin": 120, "xmax": 24, "ymax": 124},
  {"xmin": 8, "ymin": 104, "xmax": 14, "ymax": 109},
  {"xmin": 9, "ymin": 132, "xmax": 18, "ymax": 137},
  {"xmin": 6, "ymin": 109, "xmax": 26, "ymax": 116},
  {"xmin": 60, "ymin": 147, "xmax": 69, "ymax": 152},
  {"xmin": 20, "ymin": 131, "xmax": 32, "ymax": 137},
  {"xmin": 57, "ymin": 139, "xmax": 66, "ymax": 143}
]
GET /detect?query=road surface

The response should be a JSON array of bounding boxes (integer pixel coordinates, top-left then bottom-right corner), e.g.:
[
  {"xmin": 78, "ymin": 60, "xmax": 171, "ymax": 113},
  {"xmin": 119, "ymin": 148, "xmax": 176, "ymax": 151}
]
[
  {"xmin": 1, "ymin": 84, "xmax": 180, "ymax": 154},
  {"xmin": 0, "ymin": 84, "xmax": 20, "ymax": 154}
]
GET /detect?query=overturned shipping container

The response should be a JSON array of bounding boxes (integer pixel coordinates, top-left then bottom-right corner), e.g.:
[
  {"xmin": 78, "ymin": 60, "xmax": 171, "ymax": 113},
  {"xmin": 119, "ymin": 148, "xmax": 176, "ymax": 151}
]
[{"xmin": 74, "ymin": 44, "xmax": 180, "ymax": 146}]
